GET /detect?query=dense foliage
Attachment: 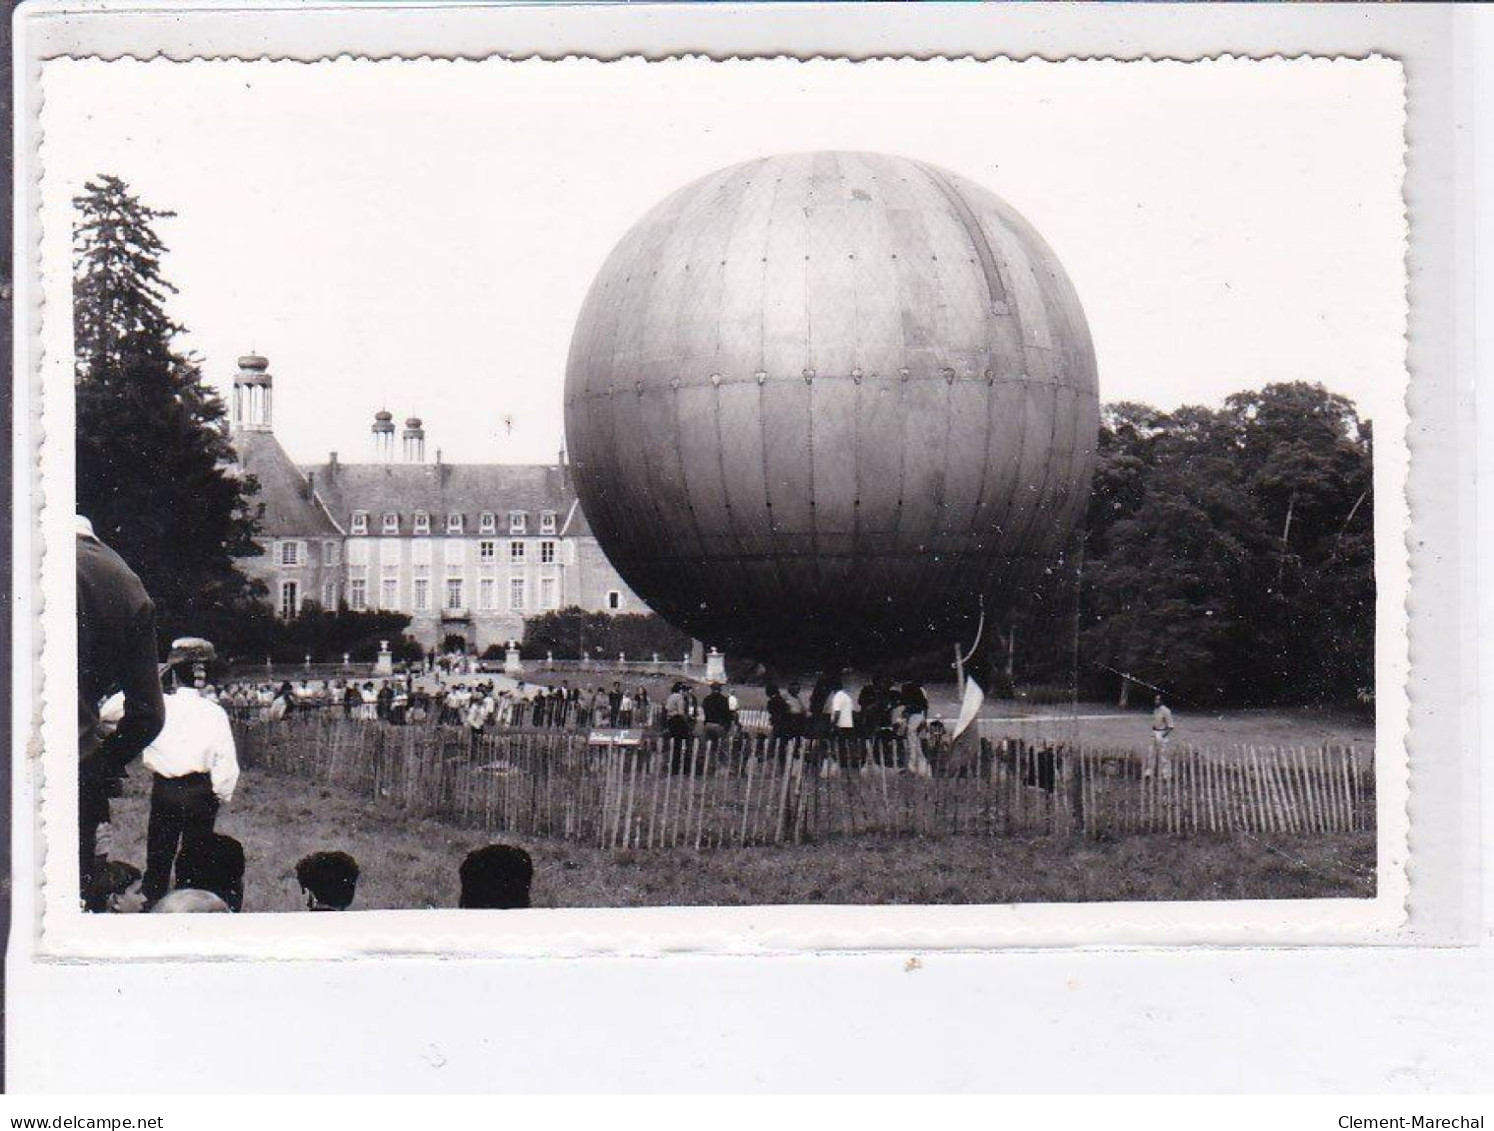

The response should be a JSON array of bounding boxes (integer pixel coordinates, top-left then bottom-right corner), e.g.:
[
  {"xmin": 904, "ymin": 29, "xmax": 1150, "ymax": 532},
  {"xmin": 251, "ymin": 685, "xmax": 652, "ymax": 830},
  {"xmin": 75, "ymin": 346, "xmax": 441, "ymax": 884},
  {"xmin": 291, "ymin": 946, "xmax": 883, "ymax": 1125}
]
[
  {"xmin": 73, "ymin": 175, "xmax": 264, "ymax": 648},
  {"xmin": 520, "ymin": 607, "xmax": 693, "ymax": 662},
  {"xmin": 215, "ymin": 603, "xmax": 422, "ymax": 665},
  {"xmin": 997, "ymin": 383, "xmax": 1374, "ymax": 707}
]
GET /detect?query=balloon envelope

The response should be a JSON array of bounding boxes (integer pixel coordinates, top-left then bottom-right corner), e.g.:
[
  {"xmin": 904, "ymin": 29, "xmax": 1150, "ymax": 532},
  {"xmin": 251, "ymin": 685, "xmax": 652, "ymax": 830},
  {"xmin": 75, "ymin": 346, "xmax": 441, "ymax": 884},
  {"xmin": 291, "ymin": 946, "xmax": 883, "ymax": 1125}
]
[{"xmin": 565, "ymin": 151, "xmax": 1099, "ymax": 666}]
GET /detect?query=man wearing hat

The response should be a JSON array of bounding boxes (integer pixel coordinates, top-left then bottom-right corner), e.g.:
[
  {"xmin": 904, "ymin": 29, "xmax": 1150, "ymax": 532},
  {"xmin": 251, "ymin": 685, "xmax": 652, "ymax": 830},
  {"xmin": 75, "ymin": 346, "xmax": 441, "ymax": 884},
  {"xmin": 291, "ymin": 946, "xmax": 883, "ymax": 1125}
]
[{"xmin": 139, "ymin": 637, "xmax": 241, "ymax": 906}]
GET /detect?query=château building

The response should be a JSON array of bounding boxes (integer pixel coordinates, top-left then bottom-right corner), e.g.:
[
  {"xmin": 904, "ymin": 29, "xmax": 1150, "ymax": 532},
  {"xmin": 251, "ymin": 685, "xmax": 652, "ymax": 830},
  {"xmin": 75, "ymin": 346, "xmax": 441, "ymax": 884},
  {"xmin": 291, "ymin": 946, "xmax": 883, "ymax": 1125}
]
[{"xmin": 228, "ymin": 353, "xmax": 641, "ymax": 652}]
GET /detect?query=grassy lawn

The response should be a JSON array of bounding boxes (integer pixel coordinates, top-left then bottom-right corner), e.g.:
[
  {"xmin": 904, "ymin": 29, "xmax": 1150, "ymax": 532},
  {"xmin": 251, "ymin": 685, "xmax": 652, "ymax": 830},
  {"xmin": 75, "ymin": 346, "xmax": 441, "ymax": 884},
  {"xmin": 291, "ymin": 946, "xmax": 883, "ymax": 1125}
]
[
  {"xmin": 104, "ymin": 762, "xmax": 1375, "ymax": 913},
  {"xmin": 974, "ymin": 704, "xmax": 1376, "ymax": 751}
]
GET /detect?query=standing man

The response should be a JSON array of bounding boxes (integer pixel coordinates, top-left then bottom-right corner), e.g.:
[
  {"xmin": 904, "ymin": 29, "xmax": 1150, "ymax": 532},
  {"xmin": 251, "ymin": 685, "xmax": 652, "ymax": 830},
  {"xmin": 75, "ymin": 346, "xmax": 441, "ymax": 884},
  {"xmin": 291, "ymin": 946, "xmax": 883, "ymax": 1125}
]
[
  {"xmin": 77, "ymin": 516, "xmax": 165, "ymax": 905},
  {"xmin": 827, "ymin": 679, "xmax": 858, "ymax": 769},
  {"xmin": 1146, "ymin": 694, "xmax": 1176, "ymax": 781},
  {"xmin": 140, "ymin": 639, "xmax": 240, "ymax": 907},
  {"xmin": 701, "ymin": 682, "xmax": 731, "ymax": 748},
  {"xmin": 782, "ymin": 682, "xmax": 808, "ymax": 739},
  {"xmin": 664, "ymin": 682, "xmax": 692, "ymax": 771}
]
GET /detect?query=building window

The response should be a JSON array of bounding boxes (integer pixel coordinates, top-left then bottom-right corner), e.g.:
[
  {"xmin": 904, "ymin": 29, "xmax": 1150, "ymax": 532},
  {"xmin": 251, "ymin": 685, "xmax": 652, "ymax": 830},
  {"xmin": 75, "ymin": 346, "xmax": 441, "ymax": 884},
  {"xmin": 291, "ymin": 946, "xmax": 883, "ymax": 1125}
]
[
  {"xmin": 509, "ymin": 510, "xmax": 527, "ymax": 534},
  {"xmin": 509, "ymin": 540, "xmax": 526, "ymax": 563},
  {"xmin": 447, "ymin": 513, "xmax": 464, "ymax": 535},
  {"xmin": 382, "ymin": 512, "xmax": 399, "ymax": 535},
  {"xmin": 607, "ymin": 590, "xmax": 622, "ymax": 611},
  {"xmin": 479, "ymin": 577, "xmax": 496, "ymax": 611},
  {"xmin": 540, "ymin": 576, "xmax": 558, "ymax": 610},
  {"xmin": 347, "ymin": 540, "xmax": 368, "ymax": 566},
  {"xmin": 279, "ymin": 580, "xmax": 300, "ymax": 618},
  {"xmin": 479, "ymin": 511, "xmax": 496, "ymax": 534},
  {"xmin": 413, "ymin": 578, "xmax": 430, "ymax": 611},
  {"xmin": 413, "ymin": 512, "xmax": 430, "ymax": 535},
  {"xmin": 351, "ymin": 511, "xmax": 368, "ymax": 536},
  {"xmin": 279, "ymin": 541, "xmax": 302, "ymax": 567},
  {"xmin": 479, "ymin": 540, "xmax": 496, "ymax": 563},
  {"xmin": 509, "ymin": 577, "xmax": 526, "ymax": 611},
  {"xmin": 540, "ymin": 540, "xmax": 556, "ymax": 564},
  {"xmin": 446, "ymin": 578, "xmax": 464, "ymax": 611},
  {"xmin": 322, "ymin": 581, "xmax": 337, "ymax": 609},
  {"xmin": 322, "ymin": 540, "xmax": 339, "ymax": 566},
  {"xmin": 540, "ymin": 510, "xmax": 557, "ymax": 535},
  {"xmin": 381, "ymin": 578, "xmax": 399, "ymax": 608}
]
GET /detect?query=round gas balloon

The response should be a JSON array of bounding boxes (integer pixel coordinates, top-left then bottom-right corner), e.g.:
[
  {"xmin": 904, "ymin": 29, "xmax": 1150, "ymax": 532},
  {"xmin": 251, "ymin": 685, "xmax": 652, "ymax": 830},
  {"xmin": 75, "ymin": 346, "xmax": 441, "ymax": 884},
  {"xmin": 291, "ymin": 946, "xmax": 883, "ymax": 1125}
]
[{"xmin": 564, "ymin": 151, "xmax": 1099, "ymax": 667}]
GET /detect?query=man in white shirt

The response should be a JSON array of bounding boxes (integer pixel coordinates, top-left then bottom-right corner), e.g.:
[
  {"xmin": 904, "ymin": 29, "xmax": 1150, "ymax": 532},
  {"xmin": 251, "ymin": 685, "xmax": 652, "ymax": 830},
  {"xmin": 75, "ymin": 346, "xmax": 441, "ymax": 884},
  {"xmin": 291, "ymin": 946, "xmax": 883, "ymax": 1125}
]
[
  {"xmin": 140, "ymin": 639, "xmax": 240, "ymax": 906},
  {"xmin": 1145, "ymin": 695, "xmax": 1176, "ymax": 781},
  {"xmin": 827, "ymin": 681, "xmax": 857, "ymax": 770}
]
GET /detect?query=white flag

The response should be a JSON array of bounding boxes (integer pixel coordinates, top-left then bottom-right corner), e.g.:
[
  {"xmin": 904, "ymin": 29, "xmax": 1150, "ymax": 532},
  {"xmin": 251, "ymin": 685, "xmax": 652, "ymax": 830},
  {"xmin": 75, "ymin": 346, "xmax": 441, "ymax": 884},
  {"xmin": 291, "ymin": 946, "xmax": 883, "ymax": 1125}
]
[{"xmin": 952, "ymin": 675, "xmax": 985, "ymax": 740}]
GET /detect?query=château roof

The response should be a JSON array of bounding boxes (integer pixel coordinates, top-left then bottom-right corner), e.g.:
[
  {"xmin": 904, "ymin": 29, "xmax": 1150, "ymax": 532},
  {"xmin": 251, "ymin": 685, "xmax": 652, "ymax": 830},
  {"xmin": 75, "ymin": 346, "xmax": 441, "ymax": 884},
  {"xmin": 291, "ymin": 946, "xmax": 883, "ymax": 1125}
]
[
  {"xmin": 231, "ymin": 426, "xmax": 590, "ymax": 541},
  {"xmin": 300, "ymin": 459, "xmax": 579, "ymax": 532},
  {"xmin": 233, "ymin": 430, "xmax": 342, "ymax": 538}
]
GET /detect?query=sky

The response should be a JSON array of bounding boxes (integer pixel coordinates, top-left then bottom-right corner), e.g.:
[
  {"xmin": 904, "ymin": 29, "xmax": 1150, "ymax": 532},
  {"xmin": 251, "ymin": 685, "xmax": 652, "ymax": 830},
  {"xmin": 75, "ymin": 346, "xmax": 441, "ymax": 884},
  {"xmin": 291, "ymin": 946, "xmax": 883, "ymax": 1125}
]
[{"xmin": 41, "ymin": 56, "xmax": 1407, "ymax": 465}]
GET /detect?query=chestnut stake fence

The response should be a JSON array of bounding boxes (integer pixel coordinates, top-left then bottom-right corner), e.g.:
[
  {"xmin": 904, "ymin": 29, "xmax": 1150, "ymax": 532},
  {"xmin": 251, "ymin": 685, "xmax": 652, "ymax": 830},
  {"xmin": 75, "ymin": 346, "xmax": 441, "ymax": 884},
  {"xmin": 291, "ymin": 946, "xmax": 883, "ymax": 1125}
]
[{"xmin": 234, "ymin": 716, "xmax": 1376, "ymax": 847}]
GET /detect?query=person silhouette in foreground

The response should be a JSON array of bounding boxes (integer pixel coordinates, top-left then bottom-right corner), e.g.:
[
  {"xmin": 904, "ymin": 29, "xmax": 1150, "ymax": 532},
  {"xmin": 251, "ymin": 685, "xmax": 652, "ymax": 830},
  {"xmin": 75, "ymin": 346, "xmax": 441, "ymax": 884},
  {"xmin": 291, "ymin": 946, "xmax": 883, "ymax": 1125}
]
[
  {"xmin": 296, "ymin": 850, "xmax": 361, "ymax": 911},
  {"xmin": 153, "ymin": 832, "xmax": 246, "ymax": 913},
  {"xmin": 458, "ymin": 844, "xmax": 533, "ymax": 909},
  {"xmin": 76, "ymin": 515, "xmax": 166, "ymax": 907}
]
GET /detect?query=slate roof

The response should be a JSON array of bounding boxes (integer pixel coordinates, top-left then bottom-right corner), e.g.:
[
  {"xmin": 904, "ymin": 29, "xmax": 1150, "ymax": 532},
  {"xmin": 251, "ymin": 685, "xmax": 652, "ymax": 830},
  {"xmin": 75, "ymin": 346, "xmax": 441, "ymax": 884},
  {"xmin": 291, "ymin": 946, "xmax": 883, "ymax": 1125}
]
[
  {"xmin": 234, "ymin": 430, "xmax": 341, "ymax": 538},
  {"xmin": 299, "ymin": 459, "xmax": 577, "ymax": 533}
]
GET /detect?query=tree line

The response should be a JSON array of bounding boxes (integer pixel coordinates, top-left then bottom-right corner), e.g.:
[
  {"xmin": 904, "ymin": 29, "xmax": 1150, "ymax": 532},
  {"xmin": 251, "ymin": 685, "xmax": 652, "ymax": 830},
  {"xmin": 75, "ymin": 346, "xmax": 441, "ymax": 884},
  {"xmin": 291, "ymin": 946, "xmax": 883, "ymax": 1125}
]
[
  {"xmin": 73, "ymin": 174, "xmax": 1375, "ymax": 705},
  {"xmin": 995, "ymin": 385, "xmax": 1374, "ymax": 708}
]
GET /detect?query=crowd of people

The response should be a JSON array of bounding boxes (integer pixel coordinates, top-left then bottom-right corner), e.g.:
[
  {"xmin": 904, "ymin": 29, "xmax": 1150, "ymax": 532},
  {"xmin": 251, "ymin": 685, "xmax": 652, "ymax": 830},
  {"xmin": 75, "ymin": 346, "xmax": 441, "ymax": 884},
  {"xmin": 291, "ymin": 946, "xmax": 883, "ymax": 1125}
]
[
  {"xmin": 210, "ymin": 676, "xmax": 662, "ymax": 732},
  {"xmin": 214, "ymin": 669, "xmax": 946, "ymax": 761}
]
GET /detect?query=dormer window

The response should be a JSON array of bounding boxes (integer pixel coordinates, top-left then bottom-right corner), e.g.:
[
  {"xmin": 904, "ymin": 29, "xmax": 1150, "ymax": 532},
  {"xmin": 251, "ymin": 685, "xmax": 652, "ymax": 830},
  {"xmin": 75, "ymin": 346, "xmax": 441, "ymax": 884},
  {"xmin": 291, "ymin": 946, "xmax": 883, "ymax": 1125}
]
[
  {"xmin": 509, "ymin": 510, "xmax": 527, "ymax": 534},
  {"xmin": 447, "ymin": 512, "xmax": 464, "ymax": 535},
  {"xmin": 540, "ymin": 510, "xmax": 557, "ymax": 535},
  {"xmin": 413, "ymin": 511, "xmax": 430, "ymax": 535},
  {"xmin": 479, "ymin": 511, "xmax": 496, "ymax": 534},
  {"xmin": 350, "ymin": 511, "xmax": 368, "ymax": 536},
  {"xmin": 381, "ymin": 512, "xmax": 399, "ymax": 535}
]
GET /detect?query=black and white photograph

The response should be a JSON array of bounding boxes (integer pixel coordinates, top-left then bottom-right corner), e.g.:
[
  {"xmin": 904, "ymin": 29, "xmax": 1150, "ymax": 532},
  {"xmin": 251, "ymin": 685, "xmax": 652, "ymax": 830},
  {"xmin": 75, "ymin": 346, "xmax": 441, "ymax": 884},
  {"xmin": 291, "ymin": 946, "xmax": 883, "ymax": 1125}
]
[
  {"xmin": 11, "ymin": 0, "xmax": 1494, "ymax": 1104},
  {"xmin": 29, "ymin": 54, "xmax": 1409, "ymax": 943}
]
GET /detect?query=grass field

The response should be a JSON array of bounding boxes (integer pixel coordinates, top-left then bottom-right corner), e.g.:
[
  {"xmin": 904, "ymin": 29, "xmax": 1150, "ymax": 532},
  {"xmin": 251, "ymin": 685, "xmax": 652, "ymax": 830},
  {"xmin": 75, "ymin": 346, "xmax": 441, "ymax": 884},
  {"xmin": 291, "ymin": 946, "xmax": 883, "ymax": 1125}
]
[
  {"xmin": 104, "ymin": 758, "xmax": 1375, "ymax": 913},
  {"xmin": 972, "ymin": 704, "xmax": 1375, "ymax": 751}
]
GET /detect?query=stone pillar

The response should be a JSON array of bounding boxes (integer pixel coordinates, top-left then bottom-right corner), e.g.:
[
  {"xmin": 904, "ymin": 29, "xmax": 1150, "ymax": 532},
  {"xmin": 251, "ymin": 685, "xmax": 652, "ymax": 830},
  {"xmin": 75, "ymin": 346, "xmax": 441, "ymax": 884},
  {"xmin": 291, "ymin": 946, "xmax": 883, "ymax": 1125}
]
[
  {"xmin": 505, "ymin": 641, "xmax": 523, "ymax": 676},
  {"xmin": 375, "ymin": 640, "xmax": 393, "ymax": 675},
  {"xmin": 705, "ymin": 647, "xmax": 726, "ymax": 683}
]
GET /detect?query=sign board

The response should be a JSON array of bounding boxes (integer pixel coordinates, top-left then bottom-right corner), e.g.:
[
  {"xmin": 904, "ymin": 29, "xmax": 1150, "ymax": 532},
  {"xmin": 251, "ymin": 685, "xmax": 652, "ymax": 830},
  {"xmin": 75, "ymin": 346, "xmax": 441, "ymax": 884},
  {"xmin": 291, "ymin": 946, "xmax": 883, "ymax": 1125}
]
[{"xmin": 587, "ymin": 728, "xmax": 643, "ymax": 748}]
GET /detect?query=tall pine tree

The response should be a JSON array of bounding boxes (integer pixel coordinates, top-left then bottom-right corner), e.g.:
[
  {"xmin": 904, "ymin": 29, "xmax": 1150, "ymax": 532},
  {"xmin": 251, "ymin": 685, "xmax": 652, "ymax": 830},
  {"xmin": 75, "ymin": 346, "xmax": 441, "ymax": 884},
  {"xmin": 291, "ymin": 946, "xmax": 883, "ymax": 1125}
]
[{"xmin": 73, "ymin": 174, "xmax": 263, "ymax": 646}]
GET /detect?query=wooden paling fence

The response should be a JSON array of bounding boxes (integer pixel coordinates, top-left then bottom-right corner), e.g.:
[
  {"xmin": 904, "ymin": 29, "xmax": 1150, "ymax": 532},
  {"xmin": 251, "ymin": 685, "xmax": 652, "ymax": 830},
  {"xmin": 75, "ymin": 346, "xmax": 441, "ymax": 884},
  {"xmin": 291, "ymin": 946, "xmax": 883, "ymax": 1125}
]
[{"xmin": 235, "ymin": 716, "xmax": 1376, "ymax": 848}]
